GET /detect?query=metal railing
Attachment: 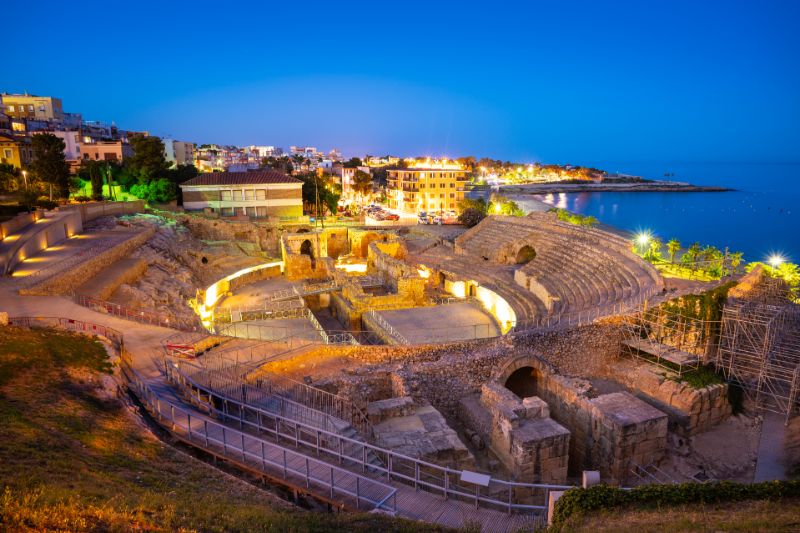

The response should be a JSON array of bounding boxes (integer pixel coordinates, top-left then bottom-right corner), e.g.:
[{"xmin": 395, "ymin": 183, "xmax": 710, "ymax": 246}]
[
  {"xmin": 73, "ymin": 294, "xmax": 198, "ymax": 332},
  {"xmin": 364, "ymin": 310, "xmax": 410, "ymax": 345},
  {"xmin": 121, "ymin": 355, "xmax": 396, "ymax": 512},
  {"xmin": 7, "ymin": 316, "xmax": 124, "ymax": 349},
  {"xmin": 512, "ymin": 285, "xmax": 661, "ymax": 333},
  {"xmin": 166, "ymin": 359, "xmax": 571, "ymax": 515}
]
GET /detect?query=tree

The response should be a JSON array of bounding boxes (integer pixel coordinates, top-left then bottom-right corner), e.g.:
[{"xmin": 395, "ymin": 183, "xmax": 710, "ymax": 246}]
[
  {"xmin": 291, "ymin": 154, "xmax": 305, "ymax": 171},
  {"xmin": 457, "ymin": 197, "xmax": 488, "ymax": 215},
  {"xmin": 78, "ymin": 159, "xmax": 107, "ymax": 200},
  {"xmin": 343, "ymin": 157, "xmax": 362, "ymax": 168},
  {"xmin": 682, "ymin": 242, "xmax": 702, "ymax": 271},
  {"xmin": 648, "ymin": 237, "xmax": 663, "ymax": 261},
  {"xmin": 29, "ymin": 133, "xmax": 71, "ymax": 200},
  {"xmin": 128, "ymin": 135, "xmax": 170, "ymax": 181},
  {"xmin": 667, "ymin": 238, "xmax": 681, "ymax": 264},
  {"xmin": 729, "ymin": 251, "xmax": 744, "ymax": 273},
  {"xmin": 0, "ymin": 163, "xmax": 21, "ymax": 193},
  {"xmin": 458, "ymin": 207, "xmax": 486, "ymax": 228},
  {"xmin": 352, "ymin": 170, "xmax": 373, "ymax": 201}
]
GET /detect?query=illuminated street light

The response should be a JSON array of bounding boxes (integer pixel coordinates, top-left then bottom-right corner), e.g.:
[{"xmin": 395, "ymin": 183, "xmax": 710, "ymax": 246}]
[
  {"xmin": 636, "ymin": 232, "xmax": 651, "ymax": 247},
  {"xmin": 768, "ymin": 254, "xmax": 785, "ymax": 268}
]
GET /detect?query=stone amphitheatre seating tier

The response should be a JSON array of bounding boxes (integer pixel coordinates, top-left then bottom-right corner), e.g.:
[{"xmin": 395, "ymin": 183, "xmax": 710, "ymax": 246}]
[
  {"xmin": 422, "ymin": 252, "xmax": 547, "ymax": 321},
  {"xmin": 453, "ymin": 214, "xmax": 661, "ymax": 315}
]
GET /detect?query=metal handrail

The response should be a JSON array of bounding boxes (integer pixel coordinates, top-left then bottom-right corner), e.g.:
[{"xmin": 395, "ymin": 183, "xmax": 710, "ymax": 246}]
[
  {"xmin": 364, "ymin": 310, "xmax": 409, "ymax": 345},
  {"xmin": 73, "ymin": 294, "xmax": 198, "ymax": 332},
  {"xmin": 121, "ymin": 356, "xmax": 396, "ymax": 512},
  {"xmin": 166, "ymin": 359, "xmax": 572, "ymax": 514}
]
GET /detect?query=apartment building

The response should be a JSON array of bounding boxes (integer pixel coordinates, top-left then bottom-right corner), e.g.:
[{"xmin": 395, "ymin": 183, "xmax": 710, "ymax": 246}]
[
  {"xmin": 180, "ymin": 170, "xmax": 302, "ymax": 218},
  {"xmin": 386, "ymin": 162, "xmax": 469, "ymax": 214},
  {"xmin": 163, "ymin": 139, "xmax": 195, "ymax": 167}
]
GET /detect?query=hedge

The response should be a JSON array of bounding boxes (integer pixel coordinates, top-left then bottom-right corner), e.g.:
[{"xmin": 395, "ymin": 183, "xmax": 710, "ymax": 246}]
[{"xmin": 551, "ymin": 480, "xmax": 800, "ymax": 530}]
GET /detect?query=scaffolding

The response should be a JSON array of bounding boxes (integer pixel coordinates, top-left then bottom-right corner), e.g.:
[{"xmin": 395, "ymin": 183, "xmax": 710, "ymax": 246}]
[
  {"xmin": 620, "ymin": 305, "xmax": 714, "ymax": 376},
  {"xmin": 715, "ymin": 297, "xmax": 800, "ymax": 421}
]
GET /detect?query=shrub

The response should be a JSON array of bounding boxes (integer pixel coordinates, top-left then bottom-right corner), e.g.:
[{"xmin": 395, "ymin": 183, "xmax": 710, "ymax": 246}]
[
  {"xmin": 551, "ymin": 480, "xmax": 800, "ymax": 530},
  {"xmin": 73, "ymin": 195, "xmax": 92, "ymax": 203},
  {"xmin": 458, "ymin": 207, "xmax": 486, "ymax": 228},
  {"xmin": 35, "ymin": 198, "xmax": 59, "ymax": 210}
]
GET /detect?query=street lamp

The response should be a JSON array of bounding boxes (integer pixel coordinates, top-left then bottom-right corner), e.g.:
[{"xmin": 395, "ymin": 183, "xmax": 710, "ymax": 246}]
[
  {"xmin": 635, "ymin": 231, "xmax": 651, "ymax": 255},
  {"xmin": 768, "ymin": 254, "xmax": 785, "ymax": 269},
  {"xmin": 21, "ymin": 170, "xmax": 28, "ymax": 190}
]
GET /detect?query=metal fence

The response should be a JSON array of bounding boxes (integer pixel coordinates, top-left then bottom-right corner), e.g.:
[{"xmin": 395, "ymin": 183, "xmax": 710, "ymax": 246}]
[
  {"xmin": 73, "ymin": 294, "xmax": 198, "ymax": 332},
  {"xmin": 166, "ymin": 360, "xmax": 572, "ymax": 515},
  {"xmin": 122, "ymin": 355, "xmax": 397, "ymax": 512}
]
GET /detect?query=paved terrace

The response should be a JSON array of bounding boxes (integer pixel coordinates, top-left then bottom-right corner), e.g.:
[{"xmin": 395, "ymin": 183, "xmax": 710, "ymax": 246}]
[{"xmin": 1, "ymin": 287, "xmax": 555, "ymax": 532}]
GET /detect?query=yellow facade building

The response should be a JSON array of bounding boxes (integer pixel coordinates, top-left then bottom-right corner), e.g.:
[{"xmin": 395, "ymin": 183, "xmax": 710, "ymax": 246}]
[
  {"xmin": 0, "ymin": 133, "xmax": 33, "ymax": 169},
  {"xmin": 0, "ymin": 93, "xmax": 64, "ymax": 122},
  {"xmin": 387, "ymin": 161, "xmax": 469, "ymax": 214}
]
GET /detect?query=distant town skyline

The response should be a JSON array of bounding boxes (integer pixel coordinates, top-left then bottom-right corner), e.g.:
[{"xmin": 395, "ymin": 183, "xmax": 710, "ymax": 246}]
[{"xmin": 4, "ymin": 1, "xmax": 799, "ymax": 164}]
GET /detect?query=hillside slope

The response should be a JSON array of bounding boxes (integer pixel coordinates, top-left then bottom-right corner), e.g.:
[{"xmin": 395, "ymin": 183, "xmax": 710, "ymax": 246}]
[{"xmin": 0, "ymin": 326, "xmax": 449, "ymax": 532}]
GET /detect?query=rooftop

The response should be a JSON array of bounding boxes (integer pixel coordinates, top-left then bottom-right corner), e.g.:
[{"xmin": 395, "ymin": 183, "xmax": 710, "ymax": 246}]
[{"xmin": 181, "ymin": 170, "xmax": 300, "ymax": 187}]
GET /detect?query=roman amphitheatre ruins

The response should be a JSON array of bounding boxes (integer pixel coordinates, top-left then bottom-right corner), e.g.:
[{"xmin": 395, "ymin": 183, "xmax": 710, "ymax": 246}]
[{"xmin": 1, "ymin": 202, "xmax": 798, "ymax": 531}]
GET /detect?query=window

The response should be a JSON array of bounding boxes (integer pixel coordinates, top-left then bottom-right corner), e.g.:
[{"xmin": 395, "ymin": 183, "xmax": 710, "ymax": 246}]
[
  {"xmin": 440, "ymin": 193, "xmax": 444, "ymax": 198},
  {"xmin": 256, "ymin": 189, "xmax": 267, "ymax": 200},
  {"xmin": 449, "ymin": 193, "xmax": 454, "ymax": 198},
  {"xmin": 244, "ymin": 189, "xmax": 255, "ymax": 200},
  {"xmin": 3, "ymin": 149, "xmax": 11, "ymax": 159},
  {"xmin": 30, "ymin": 105, "xmax": 35, "ymax": 112},
  {"xmin": 221, "ymin": 207, "xmax": 234, "ymax": 216},
  {"xmin": 221, "ymin": 190, "xmax": 232, "ymax": 201},
  {"xmin": 256, "ymin": 206, "xmax": 268, "ymax": 217},
  {"xmin": 6, "ymin": 105, "xmax": 13, "ymax": 112},
  {"xmin": 450, "ymin": 203, "xmax": 455, "ymax": 208},
  {"xmin": 245, "ymin": 206, "xmax": 256, "ymax": 217},
  {"xmin": 449, "ymin": 183, "xmax": 454, "ymax": 188},
  {"xmin": 231, "ymin": 189, "xmax": 242, "ymax": 200}
]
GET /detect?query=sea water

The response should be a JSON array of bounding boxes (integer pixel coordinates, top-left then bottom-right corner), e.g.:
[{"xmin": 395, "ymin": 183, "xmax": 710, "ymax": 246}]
[{"xmin": 523, "ymin": 161, "xmax": 799, "ymax": 263}]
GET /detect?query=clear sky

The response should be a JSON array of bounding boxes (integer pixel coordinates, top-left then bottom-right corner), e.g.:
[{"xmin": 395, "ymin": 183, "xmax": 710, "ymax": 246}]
[{"xmin": 3, "ymin": 0, "xmax": 799, "ymax": 163}]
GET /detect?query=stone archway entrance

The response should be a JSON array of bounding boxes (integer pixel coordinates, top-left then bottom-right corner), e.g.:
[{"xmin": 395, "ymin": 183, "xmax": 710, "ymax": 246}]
[
  {"xmin": 515, "ymin": 245, "xmax": 536, "ymax": 264},
  {"xmin": 504, "ymin": 366, "xmax": 539, "ymax": 398},
  {"xmin": 300, "ymin": 239, "xmax": 315, "ymax": 268}
]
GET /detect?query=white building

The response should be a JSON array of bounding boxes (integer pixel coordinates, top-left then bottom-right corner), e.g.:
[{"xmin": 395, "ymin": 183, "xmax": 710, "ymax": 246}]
[
  {"xmin": 163, "ymin": 139, "xmax": 196, "ymax": 167},
  {"xmin": 180, "ymin": 170, "xmax": 303, "ymax": 219}
]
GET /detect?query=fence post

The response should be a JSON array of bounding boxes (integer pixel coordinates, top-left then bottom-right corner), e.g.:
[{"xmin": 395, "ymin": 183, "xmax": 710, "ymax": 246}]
[
  {"xmin": 283, "ymin": 449, "xmax": 288, "ymax": 478},
  {"xmin": 305, "ymin": 458, "xmax": 310, "ymax": 488},
  {"xmin": 356, "ymin": 477, "xmax": 360, "ymax": 509},
  {"xmin": 241, "ymin": 433, "xmax": 246, "ymax": 462},
  {"xmin": 204, "ymin": 420, "xmax": 209, "ymax": 447},
  {"xmin": 222, "ymin": 427, "xmax": 227, "ymax": 454}
]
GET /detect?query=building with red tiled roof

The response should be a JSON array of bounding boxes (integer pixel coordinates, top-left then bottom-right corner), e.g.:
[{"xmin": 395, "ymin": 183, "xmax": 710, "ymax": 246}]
[{"xmin": 180, "ymin": 170, "xmax": 302, "ymax": 219}]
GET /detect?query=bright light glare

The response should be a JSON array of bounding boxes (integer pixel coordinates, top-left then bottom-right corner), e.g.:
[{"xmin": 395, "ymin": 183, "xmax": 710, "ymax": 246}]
[
  {"xmin": 636, "ymin": 232, "xmax": 651, "ymax": 247},
  {"xmin": 768, "ymin": 254, "xmax": 785, "ymax": 268}
]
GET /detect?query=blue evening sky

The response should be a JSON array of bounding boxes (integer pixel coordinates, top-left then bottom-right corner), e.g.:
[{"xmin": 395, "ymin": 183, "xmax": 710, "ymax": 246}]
[{"xmin": 3, "ymin": 0, "xmax": 799, "ymax": 163}]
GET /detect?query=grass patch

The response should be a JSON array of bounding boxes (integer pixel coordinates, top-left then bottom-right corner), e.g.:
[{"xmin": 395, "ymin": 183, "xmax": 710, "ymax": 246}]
[
  {"xmin": 558, "ymin": 497, "xmax": 800, "ymax": 532},
  {"xmin": 551, "ymin": 482, "xmax": 800, "ymax": 532},
  {"xmin": 0, "ymin": 326, "xmax": 449, "ymax": 532},
  {"xmin": 666, "ymin": 365, "xmax": 725, "ymax": 389}
]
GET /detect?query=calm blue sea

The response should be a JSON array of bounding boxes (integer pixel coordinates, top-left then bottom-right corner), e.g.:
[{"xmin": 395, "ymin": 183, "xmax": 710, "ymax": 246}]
[{"xmin": 517, "ymin": 162, "xmax": 800, "ymax": 264}]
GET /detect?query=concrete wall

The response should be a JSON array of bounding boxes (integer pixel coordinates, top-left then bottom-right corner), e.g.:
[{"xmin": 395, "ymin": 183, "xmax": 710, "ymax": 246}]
[
  {"xmin": 58, "ymin": 200, "xmax": 145, "ymax": 223},
  {"xmin": 0, "ymin": 210, "xmax": 41, "ymax": 238},
  {"xmin": 1, "ymin": 211, "xmax": 83, "ymax": 276}
]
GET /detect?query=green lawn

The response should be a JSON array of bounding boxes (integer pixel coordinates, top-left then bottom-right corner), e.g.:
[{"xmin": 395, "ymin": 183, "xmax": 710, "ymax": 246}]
[{"xmin": 0, "ymin": 326, "xmax": 450, "ymax": 532}]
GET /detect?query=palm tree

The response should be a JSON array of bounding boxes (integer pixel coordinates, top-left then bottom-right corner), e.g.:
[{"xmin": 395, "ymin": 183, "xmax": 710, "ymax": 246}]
[
  {"xmin": 648, "ymin": 237, "xmax": 663, "ymax": 261},
  {"xmin": 667, "ymin": 238, "xmax": 681, "ymax": 264},
  {"xmin": 682, "ymin": 242, "xmax": 702, "ymax": 271},
  {"xmin": 729, "ymin": 251, "xmax": 744, "ymax": 274}
]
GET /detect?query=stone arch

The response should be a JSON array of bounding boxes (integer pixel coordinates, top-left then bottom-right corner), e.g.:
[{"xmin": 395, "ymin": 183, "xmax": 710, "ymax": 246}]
[
  {"xmin": 492, "ymin": 353, "xmax": 555, "ymax": 384},
  {"xmin": 515, "ymin": 245, "xmax": 536, "ymax": 264},
  {"xmin": 300, "ymin": 239, "xmax": 315, "ymax": 268},
  {"xmin": 359, "ymin": 232, "xmax": 382, "ymax": 258},
  {"xmin": 504, "ymin": 366, "xmax": 539, "ymax": 398}
]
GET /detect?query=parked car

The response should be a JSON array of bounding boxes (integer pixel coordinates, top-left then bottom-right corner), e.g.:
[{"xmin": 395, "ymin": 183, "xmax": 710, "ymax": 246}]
[{"xmin": 385, "ymin": 213, "xmax": 400, "ymax": 221}]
